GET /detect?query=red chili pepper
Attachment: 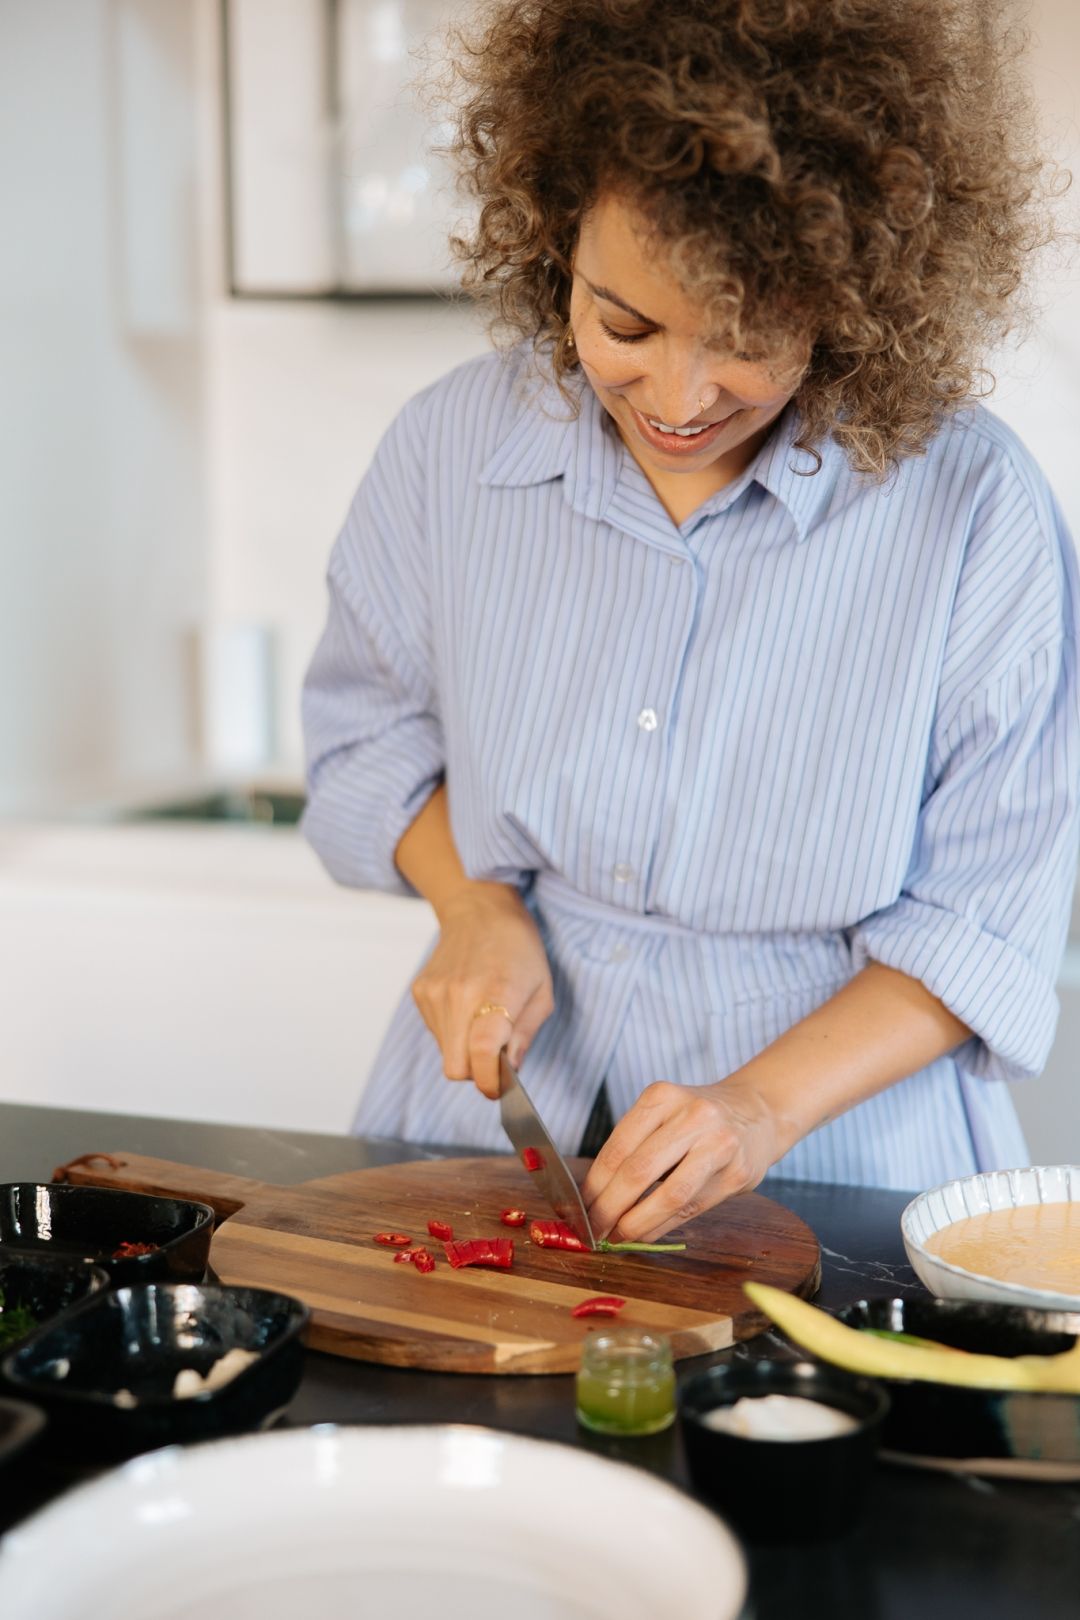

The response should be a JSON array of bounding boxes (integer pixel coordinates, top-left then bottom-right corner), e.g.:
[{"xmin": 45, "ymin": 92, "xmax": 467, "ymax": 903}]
[
  {"xmin": 427, "ymin": 1220, "xmax": 453, "ymax": 1242},
  {"xmin": 570, "ymin": 1295, "xmax": 627, "ymax": 1319},
  {"xmin": 394, "ymin": 1246, "xmax": 436, "ymax": 1270},
  {"xmin": 500, "ymin": 1208, "xmax": 527, "ymax": 1227},
  {"xmin": 529, "ymin": 1219, "xmax": 587, "ymax": 1252},
  {"xmin": 374, "ymin": 1232, "xmax": 413, "ymax": 1248},
  {"xmin": 521, "ymin": 1147, "xmax": 544, "ymax": 1172},
  {"xmin": 443, "ymin": 1238, "xmax": 514, "ymax": 1270},
  {"xmin": 111, "ymin": 1240, "xmax": 160, "ymax": 1259}
]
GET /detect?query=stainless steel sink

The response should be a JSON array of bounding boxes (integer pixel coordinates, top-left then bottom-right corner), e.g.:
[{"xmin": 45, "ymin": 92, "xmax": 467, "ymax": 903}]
[{"xmin": 124, "ymin": 789, "xmax": 306, "ymax": 827}]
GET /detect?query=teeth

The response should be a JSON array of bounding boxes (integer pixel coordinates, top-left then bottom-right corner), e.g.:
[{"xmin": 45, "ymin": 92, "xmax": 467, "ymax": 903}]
[{"xmin": 647, "ymin": 418, "xmax": 709, "ymax": 436}]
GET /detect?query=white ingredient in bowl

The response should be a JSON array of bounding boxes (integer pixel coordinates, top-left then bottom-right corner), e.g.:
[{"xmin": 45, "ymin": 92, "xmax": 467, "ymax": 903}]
[
  {"xmin": 173, "ymin": 1347, "xmax": 259, "ymax": 1400},
  {"xmin": 701, "ymin": 1394, "xmax": 859, "ymax": 1441}
]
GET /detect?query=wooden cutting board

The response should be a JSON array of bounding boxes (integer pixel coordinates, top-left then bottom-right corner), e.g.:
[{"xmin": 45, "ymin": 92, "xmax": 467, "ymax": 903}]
[{"xmin": 54, "ymin": 1151, "xmax": 820, "ymax": 1374}]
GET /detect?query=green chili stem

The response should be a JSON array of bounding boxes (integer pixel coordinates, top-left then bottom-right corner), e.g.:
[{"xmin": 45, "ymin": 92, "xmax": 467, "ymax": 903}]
[{"xmin": 597, "ymin": 1239, "xmax": 687, "ymax": 1254}]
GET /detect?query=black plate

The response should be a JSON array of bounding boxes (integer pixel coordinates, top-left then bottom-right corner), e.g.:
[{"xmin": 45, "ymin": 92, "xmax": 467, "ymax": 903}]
[
  {"xmin": 0, "ymin": 1184, "xmax": 214, "ymax": 1284},
  {"xmin": 0, "ymin": 1398, "xmax": 47, "ymax": 1473},
  {"xmin": 837, "ymin": 1297, "xmax": 1080, "ymax": 1476},
  {"xmin": 1, "ymin": 1282, "xmax": 309, "ymax": 1461},
  {"xmin": 0, "ymin": 1255, "xmax": 109, "ymax": 1359}
]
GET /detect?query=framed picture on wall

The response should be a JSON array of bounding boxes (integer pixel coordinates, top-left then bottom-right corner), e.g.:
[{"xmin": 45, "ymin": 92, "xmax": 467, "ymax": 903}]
[{"xmin": 224, "ymin": 0, "xmax": 470, "ymax": 297}]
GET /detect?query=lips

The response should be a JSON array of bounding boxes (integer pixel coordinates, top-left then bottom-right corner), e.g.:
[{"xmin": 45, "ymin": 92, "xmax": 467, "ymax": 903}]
[{"xmin": 629, "ymin": 405, "xmax": 735, "ymax": 456}]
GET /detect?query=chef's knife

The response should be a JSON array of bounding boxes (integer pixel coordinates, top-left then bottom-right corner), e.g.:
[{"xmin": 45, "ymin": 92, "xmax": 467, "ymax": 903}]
[{"xmin": 498, "ymin": 1049, "xmax": 596, "ymax": 1250}]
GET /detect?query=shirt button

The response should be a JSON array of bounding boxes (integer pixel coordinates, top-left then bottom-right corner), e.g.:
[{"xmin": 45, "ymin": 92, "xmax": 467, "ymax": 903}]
[
  {"xmin": 636, "ymin": 707, "xmax": 659, "ymax": 732},
  {"xmin": 609, "ymin": 943, "xmax": 631, "ymax": 963},
  {"xmin": 613, "ymin": 863, "xmax": 635, "ymax": 884}
]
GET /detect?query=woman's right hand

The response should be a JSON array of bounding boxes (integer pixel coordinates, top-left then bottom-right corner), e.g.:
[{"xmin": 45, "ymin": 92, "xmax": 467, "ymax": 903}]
[{"xmin": 411, "ymin": 882, "xmax": 555, "ymax": 1100}]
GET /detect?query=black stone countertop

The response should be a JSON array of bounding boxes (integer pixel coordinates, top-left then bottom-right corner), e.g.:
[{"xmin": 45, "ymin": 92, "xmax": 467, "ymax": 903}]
[{"xmin": 1, "ymin": 1101, "xmax": 1078, "ymax": 1618}]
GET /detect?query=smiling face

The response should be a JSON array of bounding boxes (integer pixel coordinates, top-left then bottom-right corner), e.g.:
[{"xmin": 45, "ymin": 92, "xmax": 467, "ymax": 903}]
[{"xmin": 569, "ymin": 194, "xmax": 808, "ymax": 522}]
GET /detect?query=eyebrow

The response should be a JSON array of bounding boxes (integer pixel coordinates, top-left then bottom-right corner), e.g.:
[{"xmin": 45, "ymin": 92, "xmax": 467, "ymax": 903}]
[{"xmin": 583, "ymin": 278, "xmax": 659, "ymax": 327}]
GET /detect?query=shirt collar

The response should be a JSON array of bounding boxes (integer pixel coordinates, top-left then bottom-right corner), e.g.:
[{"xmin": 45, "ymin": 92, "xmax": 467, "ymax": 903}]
[{"xmin": 479, "ymin": 357, "xmax": 847, "ymax": 545}]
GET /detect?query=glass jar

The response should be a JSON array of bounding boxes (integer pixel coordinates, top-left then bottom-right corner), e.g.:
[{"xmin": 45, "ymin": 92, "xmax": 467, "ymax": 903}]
[{"xmin": 575, "ymin": 1327, "xmax": 676, "ymax": 1436}]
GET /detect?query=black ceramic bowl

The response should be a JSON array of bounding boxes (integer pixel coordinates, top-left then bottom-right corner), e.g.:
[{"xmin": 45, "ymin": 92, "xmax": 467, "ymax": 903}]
[
  {"xmin": 0, "ymin": 1184, "xmax": 214, "ymax": 1285},
  {"xmin": 680, "ymin": 1359, "xmax": 889, "ymax": 1543},
  {"xmin": 0, "ymin": 1397, "xmax": 47, "ymax": 1473},
  {"xmin": 837, "ymin": 1297, "xmax": 1080, "ymax": 1476},
  {"xmin": 0, "ymin": 1283, "xmax": 309, "ymax": 1461},
  {"xmin": 0, "ymin": 1255, "xmax": 109, "ymax": 1360}
]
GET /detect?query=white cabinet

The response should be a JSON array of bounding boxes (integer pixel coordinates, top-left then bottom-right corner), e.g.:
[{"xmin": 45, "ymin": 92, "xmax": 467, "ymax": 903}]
[{"xmin": 0, "ymin": 824, "xmax": 435, "ymax": 1133}]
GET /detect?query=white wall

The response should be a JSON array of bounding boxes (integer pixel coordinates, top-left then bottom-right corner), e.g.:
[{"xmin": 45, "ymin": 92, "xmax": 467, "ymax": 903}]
[
  {"xmin": 0, "ymin": 1, "xmax": 210, "ymax": 815},
  {"xmin": 206, "ymin": 298, "xmax": 488, "ymax": 768}
]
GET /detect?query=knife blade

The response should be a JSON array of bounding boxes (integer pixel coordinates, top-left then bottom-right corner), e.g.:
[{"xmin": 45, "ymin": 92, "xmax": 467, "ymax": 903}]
[{"xmin": 498, "ymin": 1049, "xmax": 596, "ymax": 1250}]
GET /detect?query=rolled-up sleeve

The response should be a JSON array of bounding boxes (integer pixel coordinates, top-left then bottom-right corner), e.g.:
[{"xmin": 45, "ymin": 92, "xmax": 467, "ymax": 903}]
[
  {"xmin": 301, "ymin": 393, "xmax": 443, "ymax": 896},
  {"xmin": 851, "ymin": 450, "xmax": 1080, "ymax": 1082}
]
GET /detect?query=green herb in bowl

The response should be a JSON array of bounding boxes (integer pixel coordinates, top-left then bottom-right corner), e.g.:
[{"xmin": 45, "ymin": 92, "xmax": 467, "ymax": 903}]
[{"xmin": 0, "ymin": 1286, "xmax": 38, "ymax": 1350}]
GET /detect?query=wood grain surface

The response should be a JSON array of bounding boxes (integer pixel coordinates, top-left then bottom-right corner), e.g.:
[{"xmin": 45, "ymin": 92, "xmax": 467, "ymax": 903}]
[{"xmin": 54, "ymin": 1151, "xmax": 821, "ymax": 1374}]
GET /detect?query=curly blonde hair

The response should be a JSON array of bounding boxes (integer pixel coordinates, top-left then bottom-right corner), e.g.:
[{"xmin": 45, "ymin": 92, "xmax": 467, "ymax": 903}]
[{"xmin": 441, "ymin": 0, "xmax": 1064, "ymax": 477}]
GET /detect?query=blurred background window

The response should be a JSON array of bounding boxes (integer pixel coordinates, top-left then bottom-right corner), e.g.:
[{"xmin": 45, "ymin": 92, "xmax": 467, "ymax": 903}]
[{"xmin": 226, "ymin": 0, "xmax": 467, "ymax": 296}]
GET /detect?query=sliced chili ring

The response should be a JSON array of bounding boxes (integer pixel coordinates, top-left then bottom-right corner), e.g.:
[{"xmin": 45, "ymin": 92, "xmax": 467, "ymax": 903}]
[
  {"xmin": 521, "ymin": 1147, "xmax": 544, "ymax": 1172},
  {"xmin": 374, "ymin": 1232, "xmax": 413, "ymax": 1248},
  {"xmin": 427, "ymin": 1219, "xmax": 453, "ymax": 1242},
  {"xmin": 528, "ymin": 1219, "xmax": 587, "ymax": 1252},
  {"xmin": 500, "ymin": 1208, "xmax": 527, "ymax": 1227},
  {"xmin": 413, "ymin": 1251, "xmax": 436, "ymax": 1274},
  {"xmin": 570, "ymin": 1295, "xmax": 627, "ymax": 1319}
]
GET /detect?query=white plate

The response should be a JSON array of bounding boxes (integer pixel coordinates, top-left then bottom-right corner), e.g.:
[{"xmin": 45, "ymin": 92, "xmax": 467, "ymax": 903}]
[
  {"xmin": 901, "ymin": 1165, "xmax": 1080, "ymax": 1309},
  {"xmin": 0, "ymin": 1424, "xmax": 748, "ymax": 1620}
]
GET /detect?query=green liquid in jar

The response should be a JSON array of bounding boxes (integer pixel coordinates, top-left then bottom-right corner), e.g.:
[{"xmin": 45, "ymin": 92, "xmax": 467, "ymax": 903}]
[{"xmin": 575, "ymin": 1333, "xmax": 676, "ymax": 1436}]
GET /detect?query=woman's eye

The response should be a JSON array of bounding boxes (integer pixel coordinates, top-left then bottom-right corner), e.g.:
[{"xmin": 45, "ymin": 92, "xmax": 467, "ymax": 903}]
[{"xmin": 600, "ymin": 321, "xmax": 650, "ymax": 345}]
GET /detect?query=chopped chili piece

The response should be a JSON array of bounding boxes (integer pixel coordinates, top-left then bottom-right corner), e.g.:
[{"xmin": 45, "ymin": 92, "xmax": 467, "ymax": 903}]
[
  {"xmin": 528, "ymin": 1219, "xmax": 587, "ymax": 1252},
  {"xmin": 443, "ymin": 1238, "xmax": 514, "ymax": 1270},
  {"xmin": 374, "ymin": 1232, "xmax": 413, "ymax": 1248},
  {"xmin": 521, "ymin": 1147, "xmax": 544, "ymax": 1172},
  {"xmin": 571, "ymin": 1296, "xmax": 627, "ymax": 1319},
  {"xmin": 111, "ymin": 1241, "xmax": 160, "ymax": 1259},
  {"xmin": 427, "ymin": 1220, "xmax": 454, "ymax": 1242},
  {"xmin": 500, "ymin": 1208, "xmax": 527, "ymax": 1227},
  {"xmin": 395, "ymin": 1246, "xmax": 436, "ymax": 1270}
]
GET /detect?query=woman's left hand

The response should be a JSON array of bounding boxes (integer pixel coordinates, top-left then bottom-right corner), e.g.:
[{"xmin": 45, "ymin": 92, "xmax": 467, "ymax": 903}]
[{"xmin": 580, "ymin": 1076, "xmax": 786, "ymax": 1244}]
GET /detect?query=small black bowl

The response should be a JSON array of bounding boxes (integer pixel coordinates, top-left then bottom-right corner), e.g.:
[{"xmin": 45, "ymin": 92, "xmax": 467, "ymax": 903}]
[
  {"xmin": 0, "ymin": 1282, "xmax": 309, "ymax": 1461},
  {"xmin": 680, "ymin": 1359, "xmax": 889, "ymax": 1543},
  {"xmin": 837, "ymin": 1297, "xmax": 1080, "ymax": 1475},
  {"xmin": 0, "ymin": 1254, "xmax": 109, "ymax": 1361},
  {"xmin": 0, "ymin": 1397, "xmax": 47, "ymax": 1473},
  {"xmin": 0, "ymin": 1184, "xmax": 214, "ymax": 1285}
]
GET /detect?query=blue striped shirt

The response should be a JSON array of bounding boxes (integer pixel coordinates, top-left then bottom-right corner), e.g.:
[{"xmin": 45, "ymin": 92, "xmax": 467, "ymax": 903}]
[{"xmin": 301, "ymin": 344, "xmax": 1080, "ymax": 1190}]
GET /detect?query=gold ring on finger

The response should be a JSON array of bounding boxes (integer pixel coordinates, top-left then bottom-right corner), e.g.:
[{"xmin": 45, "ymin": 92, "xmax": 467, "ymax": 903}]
[{"xmin": 472, "ymin": 1002, "xmax": 511, "ymax": 1022}]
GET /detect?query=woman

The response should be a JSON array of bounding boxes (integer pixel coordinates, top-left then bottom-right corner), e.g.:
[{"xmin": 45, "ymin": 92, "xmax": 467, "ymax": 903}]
[{"xmin": 302, "ymin": 0, "xmax": 1078, "ymax": 1242}]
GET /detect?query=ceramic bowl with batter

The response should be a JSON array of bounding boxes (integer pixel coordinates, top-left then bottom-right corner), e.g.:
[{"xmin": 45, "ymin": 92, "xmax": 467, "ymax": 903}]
[{"xmin": 901, "ymin": 1165, "xmax": 1080, "ymax": 1310}]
